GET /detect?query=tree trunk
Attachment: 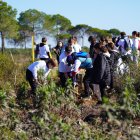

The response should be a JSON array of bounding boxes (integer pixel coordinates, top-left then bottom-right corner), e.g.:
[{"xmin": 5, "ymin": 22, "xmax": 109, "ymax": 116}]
[{"xmin": 1, "ymin": 32, "xmax": 5, "ymax": 53}]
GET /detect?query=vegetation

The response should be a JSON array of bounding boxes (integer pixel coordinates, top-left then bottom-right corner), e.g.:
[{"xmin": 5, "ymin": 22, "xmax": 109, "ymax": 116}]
[
  {"xmin": 0, "ymin": 49, "xmax": 140, "ymax": 139},
  {"xmin": 0, "ymin": 1, "xmax": 139, "ymax": 140}
]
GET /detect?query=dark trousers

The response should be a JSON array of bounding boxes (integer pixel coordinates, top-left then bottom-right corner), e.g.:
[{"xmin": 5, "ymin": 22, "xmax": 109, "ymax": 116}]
[
  {"xmin": 59, "ymin": 72, "xmax": 66, "ymax": 87},
  {"xmin": 26, "ymin": 69, "xmax": 37, "ymax": 95},
  {"xmin": 59, "ymin": 72, "xmax": 72, "ymax": 87},
  {"xmin": 83, "ymin": 68, "xmax": 94, "ymax": 96},
  {"xmin": 99, "ymin": 81, "xmax": 106, "ymax": 98}
]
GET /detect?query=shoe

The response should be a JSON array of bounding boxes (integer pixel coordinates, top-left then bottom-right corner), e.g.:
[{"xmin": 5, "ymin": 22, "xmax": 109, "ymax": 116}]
[{"xmin": 96, "ymin": 101, "xmax": 102, "ymax": 105}]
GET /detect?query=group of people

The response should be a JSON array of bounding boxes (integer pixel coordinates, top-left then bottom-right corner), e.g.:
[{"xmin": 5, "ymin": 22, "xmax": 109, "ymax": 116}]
[{"xmin": 26, "ymin": 30, "xmax": 140, "ymax": 105}]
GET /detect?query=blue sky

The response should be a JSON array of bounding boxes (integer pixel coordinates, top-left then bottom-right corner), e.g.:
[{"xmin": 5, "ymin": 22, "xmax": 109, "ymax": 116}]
[{"xmin": 4, "ymin": 0, "xmax": 140, "ymax": 35}]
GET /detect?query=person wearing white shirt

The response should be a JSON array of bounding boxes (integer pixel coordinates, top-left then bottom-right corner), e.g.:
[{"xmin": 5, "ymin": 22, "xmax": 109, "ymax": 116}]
[
  {"xmin": 132, "ymin": 31, "xmax": 139, "ymax": 64},
  {"xmin": 38, "ymin": 37, "xmax": 51, "ymax": 60},
  {"xmin": 73, "ymin": 36, "xmax": 82, "ymax": 52},
  {"xmin": 26, "ymin": 59, "xmax": 56, "ymax": 95},
  {"xmin": 59, "ymin": 45, "xmax": 72, "ymax": 87}
]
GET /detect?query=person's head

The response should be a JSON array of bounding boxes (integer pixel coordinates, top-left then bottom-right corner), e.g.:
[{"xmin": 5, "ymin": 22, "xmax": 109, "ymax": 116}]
[
  {"xmin": 93, "ymin": 43, "xmax": 101, "ymax": 54},
  {"xmin": 88, "ymin": 36, "xmax": 96, "ymax": 44},
  {"xmin": 46, "ymin": 59, "xmax": 56, "ymax": 69},
  {"xmin": 68, "ymin": 37, "xmax": 75, "ymax": 45},
  {"xmin": 65, "ymin": 45, "xmax": 72, "ymax": 55},
  {"xmin": 72, "ymin": 36, "xmax": 78, "ymax": 44},
  {"xmin": 57, "ymin": 41, "xmax": 63, "ymax": 47},
  {"xmin": 42, "ymin": 37, "xmax": 47, "ymax": 43},
  {"xmin": 132, "ymin": 31, "xmax": 138, "ymax": 38},
  {"xmin": 100, "ymin": 45, "xmax": 108, "ymax": 53},
  {"xmin": 120, "ymin": 32, "xmax": 126, "ymax": 38},
  {"xmin": 66, "ymin": 54, "xmax": 75, "ymax": 65},
  {"xmin": 112, "ymin": 37, "xmax": 117, "ymax": 44},
  {"xmin": 107, "ymin": 42, "xmax": 115, "ymax": 52}
]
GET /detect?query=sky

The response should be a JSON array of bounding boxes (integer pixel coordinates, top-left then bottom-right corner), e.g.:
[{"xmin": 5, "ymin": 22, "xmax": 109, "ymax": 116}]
[{"xmin": 3, "ymin": 0, "xmax": 140, "ymax": 47}]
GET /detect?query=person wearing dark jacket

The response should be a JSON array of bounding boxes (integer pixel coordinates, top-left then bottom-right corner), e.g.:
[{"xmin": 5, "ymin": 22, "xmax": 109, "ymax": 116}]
[
  {"xmin": 88, "ymin": 36, "xmax": 96, "ymax": 58},
  {"xmin": 108, "ymin": 42, "xmax": 120, "ymax": 89},
  {"xmin": 53, "ymin": 41, "xmax": 64, "ymax": 64},
  {"xmin": 92, "ymin": 43, "xmax": 111, "ymax": 103}
]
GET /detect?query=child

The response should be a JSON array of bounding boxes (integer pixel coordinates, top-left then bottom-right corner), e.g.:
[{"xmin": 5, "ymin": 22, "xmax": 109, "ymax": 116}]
[
  {"xmin": 67, "ymin": 52, "xmax": 93, "ymax": 97},
  {"xmin": 26, "ymin": 59, "xmax": 56, "ymax": 95}
]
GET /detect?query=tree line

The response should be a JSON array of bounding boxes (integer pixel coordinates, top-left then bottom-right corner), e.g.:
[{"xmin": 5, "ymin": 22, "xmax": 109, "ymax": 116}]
[{"xmin": 0, "ymin": 1, "xmax": 121, "ymax": 52}]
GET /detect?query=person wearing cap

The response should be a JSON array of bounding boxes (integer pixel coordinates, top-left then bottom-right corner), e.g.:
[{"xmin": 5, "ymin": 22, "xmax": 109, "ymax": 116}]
[
  {"xmin": 58, "ymin": 45, "xmax": 73, "ymax": 87},
  {"xmin": 38, "ymin": 37, "xmax": 52, "ymax": 60},
  {"xmin": 26, "ymin": 59, "xmax": 56, "ymax": 95},
  {"xmin": 66, "ymin": 52, "xmax": 93, "ymax": 97}
]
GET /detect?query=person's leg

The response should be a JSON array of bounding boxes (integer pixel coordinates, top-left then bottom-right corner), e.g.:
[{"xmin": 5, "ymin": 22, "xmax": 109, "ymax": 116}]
[
  {"xmin": 99, "ymin": 82, "xmax": 106, "ymax": 98},
  {"xmin": 26, "ymin": 69, "xmax": 37, "ymax": 95},
  {"xmin": 59, "ymin": 72, "xmax": 66, "ymax": 87},
  {"xmin": 83, "ymin": 68, "xmax": 93, "ymax": 97}
]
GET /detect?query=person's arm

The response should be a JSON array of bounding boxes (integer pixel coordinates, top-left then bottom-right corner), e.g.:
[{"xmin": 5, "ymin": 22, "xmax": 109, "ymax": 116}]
[
  {"xmin": 71, "ymin": 59, "xmax": 81, "ymax": 76},
  {"xmin": 44, "ymin": 68, "xmax": 51, "ymax": 78},
  {"xmin": 47, "ymin": 52, "xmax": 52, "ymax": 58}
]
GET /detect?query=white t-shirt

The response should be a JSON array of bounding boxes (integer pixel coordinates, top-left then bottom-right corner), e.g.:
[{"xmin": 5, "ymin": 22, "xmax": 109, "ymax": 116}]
[
  {"xmin": 58, "ymin": 52, "xmax": 72, "ymax": 73},
  {"xmin": 73, "ymin": 43, "xmax": 81, "ymax": 52},
  {"xmin": 132, "ymin": 37, "xmax": 139, "ymax": 50},
  {"xmin": 39, "ymin": 44, "xmax": 50, "ymax": 58},
  {"xmin": 28, "ymin": 60, "xmax": 51, "ymax": 79}
]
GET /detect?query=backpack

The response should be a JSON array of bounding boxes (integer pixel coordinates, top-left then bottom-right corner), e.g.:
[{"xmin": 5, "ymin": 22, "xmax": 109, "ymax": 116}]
[
  {"xmin": 124, "ymin": 39, "xmax": 130, "ymax": 51},
  {"xmin": 67, "ymin": 52, "xmax": 89, "ymax": 66},
  {"xmin": 72, "ymin": 51, "xmax": 89, "ymax": 59}
]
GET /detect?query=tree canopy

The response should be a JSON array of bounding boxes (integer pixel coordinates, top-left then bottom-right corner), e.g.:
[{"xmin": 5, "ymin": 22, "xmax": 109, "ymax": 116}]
[
  {"xmin": 0, "ymin": 1, "xmax": 123, "ymax": 50},
  {"xmin": 0, "ymin": 1, "xmax": 19, "ymax": 52}
]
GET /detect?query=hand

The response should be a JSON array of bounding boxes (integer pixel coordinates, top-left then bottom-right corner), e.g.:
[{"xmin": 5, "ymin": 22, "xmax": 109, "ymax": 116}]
[
  {"xmin": 34, "ymin": 79, "xmax": 39, "ymax": 85},
  {"xmin": 64, "ymin": 73, "xmax": 68, "ymax": 78}
]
